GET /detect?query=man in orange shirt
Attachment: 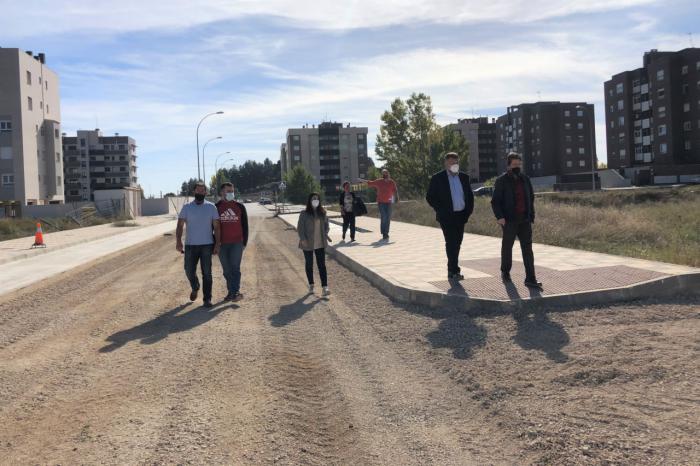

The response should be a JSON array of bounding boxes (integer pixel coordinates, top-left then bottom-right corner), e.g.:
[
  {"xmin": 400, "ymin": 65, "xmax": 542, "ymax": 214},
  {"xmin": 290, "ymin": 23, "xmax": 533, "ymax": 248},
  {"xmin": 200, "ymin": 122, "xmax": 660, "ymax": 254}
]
[{"xmin": 358, "ymin": 169, "xmax": 399, "ymax": 240}]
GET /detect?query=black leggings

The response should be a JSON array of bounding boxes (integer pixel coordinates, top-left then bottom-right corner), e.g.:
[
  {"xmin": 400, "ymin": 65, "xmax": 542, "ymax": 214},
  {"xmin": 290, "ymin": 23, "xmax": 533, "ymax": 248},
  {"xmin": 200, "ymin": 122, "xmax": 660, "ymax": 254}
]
[
  {"xmin": 342, "ymin": 212, "xmax": 356, "ymax": 239},
  {"xmin": 303, "ymin": 248, "xmax": 327, "ymax": 287}
]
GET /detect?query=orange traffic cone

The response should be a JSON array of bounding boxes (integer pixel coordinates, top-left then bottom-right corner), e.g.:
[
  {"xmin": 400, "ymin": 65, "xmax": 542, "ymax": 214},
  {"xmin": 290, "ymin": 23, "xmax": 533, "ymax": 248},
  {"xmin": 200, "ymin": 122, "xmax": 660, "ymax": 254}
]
[{"xmin": 31, "ymin": 222, "xmax": 46, "ymax": 248}]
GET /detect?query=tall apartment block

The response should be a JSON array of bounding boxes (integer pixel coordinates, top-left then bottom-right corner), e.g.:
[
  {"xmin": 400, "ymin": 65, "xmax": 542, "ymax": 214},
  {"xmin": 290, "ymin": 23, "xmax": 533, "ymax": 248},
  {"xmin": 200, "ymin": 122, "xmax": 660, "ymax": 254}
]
[
  {"xmin": 62, "ymin": 129, "xmax": 138, "ymax": 202},
  {"xmin": 0, "ymin": 48, "xmax": 64, "ymax": 205},
  {"xmin": 495, "ymin": 102, "xmax": 597, "ymax": 187},
  {"xmin": 280, "ymin": 122, "xmax": 370, "ymax": 196},
  {"xmin": 604, "ymin": 48, "xmax": 700, "ymax": 184},
  {"xmin": 449, "ymin": 117, "xmax": 499, "ymax": 182}
]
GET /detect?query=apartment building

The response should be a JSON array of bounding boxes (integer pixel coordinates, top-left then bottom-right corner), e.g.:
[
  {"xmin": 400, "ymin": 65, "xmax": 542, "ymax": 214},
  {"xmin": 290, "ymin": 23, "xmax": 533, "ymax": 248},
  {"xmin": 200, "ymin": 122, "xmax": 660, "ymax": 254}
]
[
  {"xmin": 0, "ymin": 47, "xmax": 64, "ymax": 205},
  {"xmin": 62, "ymin": 129, "xmax": 138, "ymax": 202},
  {"xmin": 604, "ymin": 48, "xmax": 700, "ymax": 184},
  {"xmin": 495, "ymin": 101, "xmax": 597, "ymax": 186},
  {"xmin": 449, "ymin": 117, "xmax": 499, "ymax": 182},
  {"xmin": 280, "ymin": 122, "xmax": 370, "ymax": 196}
]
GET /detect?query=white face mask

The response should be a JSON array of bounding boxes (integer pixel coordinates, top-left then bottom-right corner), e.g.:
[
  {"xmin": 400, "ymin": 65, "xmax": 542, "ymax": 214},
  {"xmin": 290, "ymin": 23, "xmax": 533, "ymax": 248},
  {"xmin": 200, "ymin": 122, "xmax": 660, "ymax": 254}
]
[
  {"xmin": 449, "ymin": 164, "xmax": 459, "ymax": 174},
  {"xmin": 224, "ymin": 192, "xmax": 235, "ymax": 201},
  {"xmin": 311, "ymin": 199, "xmax": 320, "ymax": 208}
]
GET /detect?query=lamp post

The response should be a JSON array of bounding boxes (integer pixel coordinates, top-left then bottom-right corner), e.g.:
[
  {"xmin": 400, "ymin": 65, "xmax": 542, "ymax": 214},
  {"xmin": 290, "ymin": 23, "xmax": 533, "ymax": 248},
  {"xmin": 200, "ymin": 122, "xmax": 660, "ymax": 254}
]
[
  {"xmin": 202, "ymin": 136, "xmax": 222, "ymax": 187},
  {"xmin": 196, "ymin": 111, "xmax": 223, "ymax": 180},
  {"xmin": 214, "ymin": 151, "xmax": 232, "ymax": 175}
]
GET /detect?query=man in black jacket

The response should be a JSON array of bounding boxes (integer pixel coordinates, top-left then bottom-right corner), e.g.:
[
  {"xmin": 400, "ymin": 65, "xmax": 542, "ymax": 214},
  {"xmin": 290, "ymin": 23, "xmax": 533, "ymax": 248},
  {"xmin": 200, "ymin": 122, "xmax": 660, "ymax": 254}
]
[
  {"xmin": 491, "ymin": 152, "xmax": 542, "ymax": 288},
  {"xmin": 426, "ymin": 152, "xmax": 475, "ymax": 280}
]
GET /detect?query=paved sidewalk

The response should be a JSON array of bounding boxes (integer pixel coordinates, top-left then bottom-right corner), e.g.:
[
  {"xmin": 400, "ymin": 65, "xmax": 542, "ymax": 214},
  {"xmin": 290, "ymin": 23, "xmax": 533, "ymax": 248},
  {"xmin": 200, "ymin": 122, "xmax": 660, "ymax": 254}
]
[
  {"xmin": 0, "ymin": 219, "xmax": 177, "ymax": 296},
  {"xmin": 0, "ymin": 215, "xmax": 174, "ymax": 265},
  {"xmin": 279, "ymin": 212, "xmax": 700, "ymax": 311}
]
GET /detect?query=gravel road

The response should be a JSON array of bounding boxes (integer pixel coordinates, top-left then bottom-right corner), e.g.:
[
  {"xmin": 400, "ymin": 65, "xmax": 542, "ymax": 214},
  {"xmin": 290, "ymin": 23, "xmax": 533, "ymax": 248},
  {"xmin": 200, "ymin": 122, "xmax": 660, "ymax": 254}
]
[{"xmin": 0, "ymin": 206, "xmax": 697, "ymax": 465}]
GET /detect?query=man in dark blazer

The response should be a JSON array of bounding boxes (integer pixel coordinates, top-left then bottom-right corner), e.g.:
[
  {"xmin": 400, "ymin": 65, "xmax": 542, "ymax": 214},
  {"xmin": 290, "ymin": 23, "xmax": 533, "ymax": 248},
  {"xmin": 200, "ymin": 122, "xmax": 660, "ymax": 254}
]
[
  {"xmin": 426, "ymin": 152, "xmax": 475, "ymax": 280},
  {"xmin": 491, "ymin": 152, "xmax": 542, "ymax": 289}
]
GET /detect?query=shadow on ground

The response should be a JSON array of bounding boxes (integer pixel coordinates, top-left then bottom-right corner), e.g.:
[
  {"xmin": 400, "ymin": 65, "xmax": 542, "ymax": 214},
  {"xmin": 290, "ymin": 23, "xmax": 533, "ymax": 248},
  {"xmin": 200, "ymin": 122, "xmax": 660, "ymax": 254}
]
[
  {"xmin": 269, "ymin": 294, "xmax": 321, "ymax": 327},
  {"xmin": 99, "ymin": 302, "xmax": 232, "ymax": 352}
]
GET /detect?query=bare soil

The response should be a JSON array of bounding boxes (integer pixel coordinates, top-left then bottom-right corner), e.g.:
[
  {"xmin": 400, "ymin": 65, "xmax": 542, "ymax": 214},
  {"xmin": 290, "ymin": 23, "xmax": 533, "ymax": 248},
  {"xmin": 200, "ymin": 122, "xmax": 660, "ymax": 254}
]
[{"xmin": 0, "ymin": 211, "xmax": 697, "ymax": 465}]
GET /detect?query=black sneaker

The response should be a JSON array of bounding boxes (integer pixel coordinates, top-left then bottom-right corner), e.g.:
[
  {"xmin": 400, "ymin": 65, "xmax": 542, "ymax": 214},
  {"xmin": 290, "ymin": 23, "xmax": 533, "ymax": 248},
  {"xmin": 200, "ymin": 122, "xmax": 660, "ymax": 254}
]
[
  {"xmin": 501, "ymin": 272, "xmax": 512, "ymax": 282},
  {"xmin": 524, "ymin": 279, "xmax": 543, "ymax": 289},
  {"xmin": 189, "ymin": 288, "xmax": 199, "ymax": 302},
  {"xmin": 449, "ymin": 273, "xmax": 465, "ymax": 281},
  {"xmin": 203, "ymin": 300, "xmax": 214, "ymax": 308}
]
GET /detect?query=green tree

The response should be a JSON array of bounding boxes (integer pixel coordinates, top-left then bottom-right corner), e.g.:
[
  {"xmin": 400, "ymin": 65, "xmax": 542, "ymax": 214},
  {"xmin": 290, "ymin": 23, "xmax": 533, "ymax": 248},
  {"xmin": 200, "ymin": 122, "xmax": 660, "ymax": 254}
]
[
  {"xmin": 283, "ymin": 164, "xmax": 321, "ymax": 205},
  {"xmin": 482, "ymin": 176, "xmax": 498, "ymax": 188},
  {"xmin": 375, "ymin": 92, "xmax": 469, "ymax": 197},
  {"xmin": 179, "ymin": 178, "xmax": 199, "ymax": 196}
]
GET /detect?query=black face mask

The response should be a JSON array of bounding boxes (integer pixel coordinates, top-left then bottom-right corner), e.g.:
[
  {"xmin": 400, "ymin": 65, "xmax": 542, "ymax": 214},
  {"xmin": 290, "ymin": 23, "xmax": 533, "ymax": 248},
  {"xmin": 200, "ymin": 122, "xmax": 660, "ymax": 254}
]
[
  {"xmin": 509, "ymin": 167, "xmax": 521, "ymax": 176},
  {"xmin": 194, "ymin": 193, "xmax": 205, "ymax": 203}
]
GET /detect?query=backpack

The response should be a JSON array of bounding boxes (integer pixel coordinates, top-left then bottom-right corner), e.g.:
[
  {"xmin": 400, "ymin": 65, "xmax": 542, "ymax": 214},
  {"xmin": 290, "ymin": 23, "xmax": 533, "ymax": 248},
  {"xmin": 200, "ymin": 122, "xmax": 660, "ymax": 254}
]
[{"xmin": 353, "ymin": 196, "xmax": 367, "ymax": 216}]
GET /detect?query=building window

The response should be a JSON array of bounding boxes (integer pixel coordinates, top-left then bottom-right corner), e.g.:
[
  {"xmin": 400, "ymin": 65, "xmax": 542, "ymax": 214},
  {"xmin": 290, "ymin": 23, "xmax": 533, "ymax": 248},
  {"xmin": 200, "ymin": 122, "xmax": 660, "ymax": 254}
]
[
  {"xmin": 577, "ymin": 122, "xmax": 584, "ymax": 129},
  {"xmin": 565, "ymin": 123, "xmax": 571, "ymax": 130},
  {"xmin": 658, "ymin": 106, "xmax": 666, "ymax": 118},
  {"xmin": 578, "ymin": 148, "xmax": 585, "ymax": 155},
  {"xmin": 609, "ymin": 105, "xmax": 614, "ymax": 113},
  {"xmin": 616, "ymin": 83, "xmax": 623, "ymax": 94},
  {"xmin": 39, "ymin": 101, "xmax": 43, "ymax": 110},
  {"xmin": 617, "ymin": 100, "xmax": 624, "ymax": 110},
  {"xmin": 685, "ymin": 140, "xmax": 692, "ymax": 150},
  {"xmin": 0, "ymin": 147, "xmax": 12, "ymax": 160},
  {"xmin": 45, "ymin": 80, "xmax": 48, "ymax": 90},
  {"xmin": 564, "ymin": 110, "xmax": 570, "ymax": 117},
  {"xmin": 577, "ymin": 109, "xmax": 584, "ymax": 117},
  {"xmin": 46, "ymin": 104, "xmax": 50, "ymax": 114},
  {"xmin": 632, "ymin": 79, "xmax": 640, "ymax": 87},
  {"xmin": 618, "ymin": 116, "xmax": 625, "ymax": 126},
  {"xmin": 684, "ymin": 103, "xmax": 690, "ymax": 112},
  {"xmin": 2, "ymin": 174, "xmax": 15, "ymax": 185},
  {"xmin": 660, "ymin": 143, "xmax": 667, "ymax": 154},
  {"xmin": 566, "ymin": 148, "xmax": 572, "ymax": 155},
  {"xmin": 656, "ymin": 70, "xmax": 664, "ymax": 81},
  {"xmin": 682, "ymin": 84, "xmax": 689, "ymax": 95},
  {"xmin": 0, "ymin": 120, "xmax": 11, "ymax": 132},
  {"xmin": 579, "ymin": 160, "xmax": 586, "ymax": 167},
  {"xmin": 56, "ymin": 152, "xmax": 60, "ymax": 162},
  {"xmin": 57, "ymin": 176, "xmax": 61, "ymax": 186},
  {"xmin": 682, "ymin": 65, "xmax": 688, "ymax": 75},
  {"xmin": 620, "ymin": 149, "xmax": 626, "ymax": 158},
  {"xmin": 610, "ymin": 121, "xmax": 615, "ymax": 129},
  {"xmin": 566, "ymin": 161, "xmax": 573, "ymax": 168},
  {"xmin": 658, "ymin": 125, "xmax": 666, "ymax": 136},
  {"xmin": 26, "ymin": 71, "xmax": 31, "ymax": 85},
  {"xmin": 565, "ymin": 135, "xmax": 572, "ymax": 142},
  {"xmin": 697, "ymin": 61, "xmax": 700, "ymax": 71},
  {"xmin": 684, "ymin": 121, "xmax": 692, "ymax": 131},
  {"xmin": 27, "ymin": 97, "xmax": 33, "ymax": 111},
  {"xmin": 657, "ymin": 88, "xmax": 665, "ymax": 99}
]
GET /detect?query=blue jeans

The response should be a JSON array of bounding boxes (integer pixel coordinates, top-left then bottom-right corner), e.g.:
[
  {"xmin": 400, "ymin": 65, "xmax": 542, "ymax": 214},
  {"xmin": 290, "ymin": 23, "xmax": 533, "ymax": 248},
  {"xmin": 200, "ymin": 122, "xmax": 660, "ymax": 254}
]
[
  {"xmin": 378, "ymin": 202, "xmax": 393, "ymax": 237},
  {"xmin": 219, "ymin": 242, "xmax": 244, "ymax": 295},
  {"xmin": 184, "ymin": 244, "xmax": 213, "ymax": 301}
]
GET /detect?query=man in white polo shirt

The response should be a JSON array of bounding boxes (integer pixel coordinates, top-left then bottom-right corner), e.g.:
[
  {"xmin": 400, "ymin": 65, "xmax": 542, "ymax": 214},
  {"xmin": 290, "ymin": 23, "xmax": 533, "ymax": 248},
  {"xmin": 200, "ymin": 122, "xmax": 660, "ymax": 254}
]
[{"xmin": 176, "ymin": 181, "xmax": 220, "ymax": 307}]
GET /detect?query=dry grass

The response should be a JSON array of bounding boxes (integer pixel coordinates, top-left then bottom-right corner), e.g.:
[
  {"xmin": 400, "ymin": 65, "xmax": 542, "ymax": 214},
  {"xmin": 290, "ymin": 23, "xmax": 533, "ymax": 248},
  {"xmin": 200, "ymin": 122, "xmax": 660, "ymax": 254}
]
[
  {"xmin": 366, "ymin": 186, "xmax": 700, "ymax": 267},
  {"xmin": 0, "ymin": 215, "xmax": 132, "ymax": 242}
]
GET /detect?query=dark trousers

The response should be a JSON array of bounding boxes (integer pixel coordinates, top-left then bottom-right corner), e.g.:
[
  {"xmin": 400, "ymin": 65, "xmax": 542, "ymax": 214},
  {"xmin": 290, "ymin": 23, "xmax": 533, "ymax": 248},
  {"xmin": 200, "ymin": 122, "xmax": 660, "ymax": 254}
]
[
  {"xmin": 303, "ymin": 248, "xmax": 328, "ymax": 287},
  {"xmin": 501, "ymin": 220, "xmax": 537, "ymax": 280},
  {"xmin": 184, "ymin": 244, "xmax": 213, "ymax": 301},
  {"xmin": 439, "ymin": 213, "xmax": 467, "ymax": 275},
  {"xmin": 218, "ymin": 242, "xmax": 244, "ymax": 295},
  {"xmin": 342, "ymin": 212, "xmax": 356, "ymax": 240}
]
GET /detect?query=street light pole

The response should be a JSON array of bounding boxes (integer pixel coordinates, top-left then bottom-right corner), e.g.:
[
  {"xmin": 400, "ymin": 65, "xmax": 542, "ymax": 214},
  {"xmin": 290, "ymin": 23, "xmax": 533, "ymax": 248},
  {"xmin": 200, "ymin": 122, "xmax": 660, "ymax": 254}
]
[
  {"xmin": 214, "ymin": 151, "xmax": 232, "ymax": 175},
  {"xmin": 196, "ymin": 111, "xmax": 223, "ymax": 180},
  {"xmin": 202, "ymin": 136, "xmax": 222, "ymax": 188}
]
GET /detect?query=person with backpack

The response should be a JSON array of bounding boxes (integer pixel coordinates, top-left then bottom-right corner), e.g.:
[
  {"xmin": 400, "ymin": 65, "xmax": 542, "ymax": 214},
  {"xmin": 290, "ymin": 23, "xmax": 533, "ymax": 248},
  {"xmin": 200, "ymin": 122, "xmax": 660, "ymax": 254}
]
[
  {"xmin": 297, "ymin": 193, "xmax": 331, "ymax": 297},
  {"xmin": 215, "ymin": 182, "xmax": 248, "ymax": 302},
  {"xmin": 338, "ymin": 181, "xmax": 357, "ymax": 242}
]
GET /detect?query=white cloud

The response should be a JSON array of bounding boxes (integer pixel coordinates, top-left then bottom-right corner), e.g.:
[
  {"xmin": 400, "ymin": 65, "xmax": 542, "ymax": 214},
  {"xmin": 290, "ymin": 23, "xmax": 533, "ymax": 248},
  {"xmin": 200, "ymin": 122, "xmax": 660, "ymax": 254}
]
[{"xmin": 2, "ymin": 0, "xmax": 657, "ymax": 37}]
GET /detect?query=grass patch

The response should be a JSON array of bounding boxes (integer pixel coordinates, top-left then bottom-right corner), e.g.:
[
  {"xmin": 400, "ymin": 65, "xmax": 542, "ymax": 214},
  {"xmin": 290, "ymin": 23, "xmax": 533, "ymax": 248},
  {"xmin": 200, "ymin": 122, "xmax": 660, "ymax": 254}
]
[
  {"xmin": 366, "ymin": 186, "xmax": 700, "ymax": 267},
  {"xmin": 0, "ymin": 215, "xmax": 133, "ymax": 242}
]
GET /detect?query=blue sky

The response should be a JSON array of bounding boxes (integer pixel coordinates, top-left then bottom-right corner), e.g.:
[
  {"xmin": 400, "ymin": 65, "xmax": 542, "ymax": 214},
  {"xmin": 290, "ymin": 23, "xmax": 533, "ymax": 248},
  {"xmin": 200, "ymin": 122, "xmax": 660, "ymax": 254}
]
[{"xmin": 2, "ymin": 0, "xmax": 698, "ymax": 196}]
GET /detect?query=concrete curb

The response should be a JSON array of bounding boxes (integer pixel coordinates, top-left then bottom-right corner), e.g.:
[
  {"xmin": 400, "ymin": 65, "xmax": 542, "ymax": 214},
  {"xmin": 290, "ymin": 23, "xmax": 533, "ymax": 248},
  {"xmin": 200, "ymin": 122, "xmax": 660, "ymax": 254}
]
[
  {"xmin": 0, "ymin": 217, "xmax": 174, "ymax": 266},
  {"xmin": 276, "ymin": 215, "xmax": 700, "ymax": 314}
]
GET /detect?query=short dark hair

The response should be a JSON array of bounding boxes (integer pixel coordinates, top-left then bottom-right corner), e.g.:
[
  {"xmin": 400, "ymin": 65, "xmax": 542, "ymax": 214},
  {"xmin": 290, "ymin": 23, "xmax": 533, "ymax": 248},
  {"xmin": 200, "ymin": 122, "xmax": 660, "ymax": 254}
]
[
  {"xmin": 219, "ymin": 182, "xmax": 233, "ymax": 192},
  {"xmin": 506, "ymin": 152, "xmax": 522, "ymax": 166},
  {"xmin": 445, "ymin": 152, "xmax": 459, "ymax": 161},
  {"xmin": 342, "ymin": 181, "xmax": 350, "ymax": 188},
  {"xmin": 194, "ymin": 181, "xmax": 207, "ymax": 191}
]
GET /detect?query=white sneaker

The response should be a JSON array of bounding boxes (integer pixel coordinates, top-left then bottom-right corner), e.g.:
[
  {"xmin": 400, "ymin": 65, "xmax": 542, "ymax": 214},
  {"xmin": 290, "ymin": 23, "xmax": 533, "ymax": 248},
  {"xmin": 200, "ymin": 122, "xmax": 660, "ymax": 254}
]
[
  {"xmin": 322, "ymin": 287, "xmax": 331, "ymax": 297},
  {"xmin": 308, "ymin": 284, "xmax": 314, "ymax": 294}
]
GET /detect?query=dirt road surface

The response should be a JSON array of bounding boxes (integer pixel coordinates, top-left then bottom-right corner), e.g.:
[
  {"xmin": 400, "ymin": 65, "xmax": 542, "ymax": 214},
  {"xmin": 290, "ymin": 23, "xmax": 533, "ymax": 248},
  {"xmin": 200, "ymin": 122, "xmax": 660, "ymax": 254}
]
[{"xmin": 0, "ymin": 205, "xmax": 698, "ymax": 465}]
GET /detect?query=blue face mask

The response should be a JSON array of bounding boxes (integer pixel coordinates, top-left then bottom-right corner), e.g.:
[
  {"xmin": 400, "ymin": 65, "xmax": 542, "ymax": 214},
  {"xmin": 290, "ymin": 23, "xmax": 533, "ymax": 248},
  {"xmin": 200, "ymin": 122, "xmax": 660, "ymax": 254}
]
[{"xmin": 225, "ymin": 192, "xmax": 235, "ymax": 201}]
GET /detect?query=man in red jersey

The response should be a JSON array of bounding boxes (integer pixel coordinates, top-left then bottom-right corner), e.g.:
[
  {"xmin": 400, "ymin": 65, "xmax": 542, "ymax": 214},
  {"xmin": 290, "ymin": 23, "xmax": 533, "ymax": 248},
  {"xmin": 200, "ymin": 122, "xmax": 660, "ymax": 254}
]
[{"xmin": 215, "ymin": 182, "xmax": 249, "ymax": 301}]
